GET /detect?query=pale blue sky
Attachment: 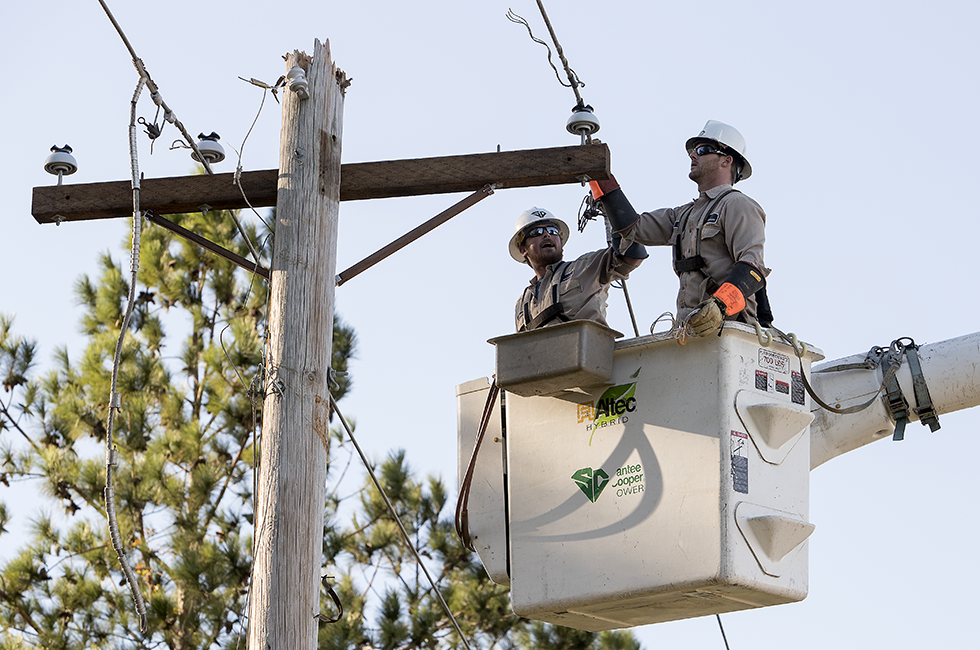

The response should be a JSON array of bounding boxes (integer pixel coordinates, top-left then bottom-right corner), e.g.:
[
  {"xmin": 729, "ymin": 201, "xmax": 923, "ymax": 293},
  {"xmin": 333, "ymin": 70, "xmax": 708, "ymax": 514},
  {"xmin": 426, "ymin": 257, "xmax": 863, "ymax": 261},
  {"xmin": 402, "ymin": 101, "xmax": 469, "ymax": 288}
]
[{"xmin": 3, "ymin": 1, "xmax": 979, "ymax": 648}]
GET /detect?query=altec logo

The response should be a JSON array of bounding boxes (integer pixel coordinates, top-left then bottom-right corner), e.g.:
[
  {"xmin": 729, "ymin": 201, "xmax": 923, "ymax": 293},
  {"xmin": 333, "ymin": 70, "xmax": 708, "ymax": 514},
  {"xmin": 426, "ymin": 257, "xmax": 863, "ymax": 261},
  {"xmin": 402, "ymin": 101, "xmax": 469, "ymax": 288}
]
[
  {"xmin": 571, "ymin": 467, "xmax": 609, "ymax": 503},
  {"xmin": 579, "ymin": 382, "xmax": 638, "ymax": 444},
  {"xmin": 593, "ymin": 383, "xmax": 638, "ymax": 427}
]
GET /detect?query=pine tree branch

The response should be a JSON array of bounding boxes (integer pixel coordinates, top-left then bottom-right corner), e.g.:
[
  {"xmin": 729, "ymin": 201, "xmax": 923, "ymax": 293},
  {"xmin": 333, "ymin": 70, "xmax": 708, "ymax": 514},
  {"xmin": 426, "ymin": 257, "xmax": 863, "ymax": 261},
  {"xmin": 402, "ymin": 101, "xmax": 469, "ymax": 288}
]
[
  {"xmin": 0, "ymin": 577, "xmax": 44, "ymax": 636},
  {"xmin": 0, "ymin": 400, "xmax": 42, "ymax": 454},
  {"xmin": 382, "ymin": 548, "xmax": 415, "ymax": 595},
  {"xmin": 202, "ymin": 429, "xmax": 250, "ymax": 531},
  {"xmin": 359, "ymin": 554, "xmax": 385, "ymax": 603}
]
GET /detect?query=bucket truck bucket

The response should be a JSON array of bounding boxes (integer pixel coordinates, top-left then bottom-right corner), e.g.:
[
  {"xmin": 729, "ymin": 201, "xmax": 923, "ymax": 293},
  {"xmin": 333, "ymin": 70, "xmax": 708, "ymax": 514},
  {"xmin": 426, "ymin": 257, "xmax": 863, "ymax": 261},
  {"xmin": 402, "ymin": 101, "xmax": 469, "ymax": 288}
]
[{"xmin": 457, "ymin": 323, "xmax": 824, "ymax": 630}]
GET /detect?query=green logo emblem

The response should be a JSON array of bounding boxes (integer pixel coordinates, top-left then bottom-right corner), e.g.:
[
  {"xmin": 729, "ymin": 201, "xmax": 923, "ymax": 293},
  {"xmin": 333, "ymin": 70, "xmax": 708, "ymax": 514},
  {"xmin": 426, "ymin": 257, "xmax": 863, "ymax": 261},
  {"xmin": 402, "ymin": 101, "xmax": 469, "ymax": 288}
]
[
  {"xmin": 571, "ymin": 467, "xmax": 610, "ymax": 503},
  {"xmin": 594, "ymin": 383, "xmax": 637, "ymax": 428}
]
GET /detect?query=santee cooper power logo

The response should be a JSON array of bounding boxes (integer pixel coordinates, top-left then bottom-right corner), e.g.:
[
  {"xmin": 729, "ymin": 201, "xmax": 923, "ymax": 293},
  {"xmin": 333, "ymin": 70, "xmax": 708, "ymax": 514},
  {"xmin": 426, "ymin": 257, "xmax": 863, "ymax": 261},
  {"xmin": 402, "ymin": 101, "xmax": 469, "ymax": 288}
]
[
  {"xmin": 572, "ymin": 464, "xmax": 645, "ymax": 503},
  {"xmin": 571, "ymin": 467, "xmax": 609, "ymax": 503}
]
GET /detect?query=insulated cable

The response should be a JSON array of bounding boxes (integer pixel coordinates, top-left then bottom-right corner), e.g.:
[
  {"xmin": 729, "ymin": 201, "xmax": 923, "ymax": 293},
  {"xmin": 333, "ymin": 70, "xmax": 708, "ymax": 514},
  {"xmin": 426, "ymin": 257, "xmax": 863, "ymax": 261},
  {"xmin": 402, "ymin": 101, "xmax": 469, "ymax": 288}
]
[
  {"xmin": 103, "ymin": 75, "xmax": 149, "ymax": 634},
  {"xmin": 455, "ymin": 381, "xmax": 500, "ymax": 551},
  {"xmin": 95, "ymin": 0, "xmax": 256, "ymax": 632}
]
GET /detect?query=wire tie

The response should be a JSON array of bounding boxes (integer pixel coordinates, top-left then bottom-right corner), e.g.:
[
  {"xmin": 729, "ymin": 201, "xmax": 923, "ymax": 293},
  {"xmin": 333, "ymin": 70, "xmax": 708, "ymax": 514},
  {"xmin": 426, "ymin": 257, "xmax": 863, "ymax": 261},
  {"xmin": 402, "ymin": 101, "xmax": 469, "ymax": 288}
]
[
  {"xmin": 239, "ymin": 76, "xmax": 274, "ymax": 90},
  {"xmin": 110, "ymin": 392, "xmax": 122, "ymax": 409},
  {"xmin": 270, "ymin": 377, "xmax": 285, "ymax": 398}
]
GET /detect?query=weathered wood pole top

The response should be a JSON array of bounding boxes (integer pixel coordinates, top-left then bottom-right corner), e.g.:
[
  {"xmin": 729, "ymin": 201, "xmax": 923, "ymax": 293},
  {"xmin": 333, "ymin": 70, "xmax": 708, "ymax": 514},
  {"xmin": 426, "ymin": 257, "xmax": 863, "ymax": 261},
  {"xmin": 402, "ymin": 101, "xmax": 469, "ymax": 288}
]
[{"xmin": 31, "ymin": 144, "xmax": 610, "ymax": 224}]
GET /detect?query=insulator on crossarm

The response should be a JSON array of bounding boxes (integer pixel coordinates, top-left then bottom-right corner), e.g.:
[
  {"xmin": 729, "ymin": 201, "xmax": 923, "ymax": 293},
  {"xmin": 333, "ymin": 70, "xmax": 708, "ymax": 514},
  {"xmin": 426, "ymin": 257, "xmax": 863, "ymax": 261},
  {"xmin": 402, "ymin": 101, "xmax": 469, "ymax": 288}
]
[
  {"xmin": 191, "ymin": 132, "xmax": 226, "ymax": 164},
  {"xmin": 566, "ymin": 105, "xmax": 600, "ymax": 145},
  {"xmin": 44, "ymin": 144, "xmax": 78, "ymax": 186}
]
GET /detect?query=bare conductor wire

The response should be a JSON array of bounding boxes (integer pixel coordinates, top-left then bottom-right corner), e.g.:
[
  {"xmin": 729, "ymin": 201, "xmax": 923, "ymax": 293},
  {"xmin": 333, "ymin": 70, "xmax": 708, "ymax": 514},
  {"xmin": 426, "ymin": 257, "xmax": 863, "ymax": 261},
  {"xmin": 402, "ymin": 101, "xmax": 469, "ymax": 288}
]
[
  {"xmin": 533, "ymin": 0, "xmax": 585, "ymax": 107},
  {"xmin": 97, "ymin": 0, "xmax": 263, "ymax": 271},
  {"xmin": 97, "ymin": 0, "xmax": 213, "ymax": 175},
  {"xmin": 506, "ymin": 7, "xmax": 585, "ymax": 101}
]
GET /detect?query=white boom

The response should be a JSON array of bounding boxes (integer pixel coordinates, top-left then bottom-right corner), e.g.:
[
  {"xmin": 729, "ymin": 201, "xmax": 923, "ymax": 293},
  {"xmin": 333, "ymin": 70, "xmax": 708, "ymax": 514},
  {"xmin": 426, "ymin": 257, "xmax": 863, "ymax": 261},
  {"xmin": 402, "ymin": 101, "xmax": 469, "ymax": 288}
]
[{"xmin": 809, "ymin": 331, "xmax": 980, "ymax": 469}]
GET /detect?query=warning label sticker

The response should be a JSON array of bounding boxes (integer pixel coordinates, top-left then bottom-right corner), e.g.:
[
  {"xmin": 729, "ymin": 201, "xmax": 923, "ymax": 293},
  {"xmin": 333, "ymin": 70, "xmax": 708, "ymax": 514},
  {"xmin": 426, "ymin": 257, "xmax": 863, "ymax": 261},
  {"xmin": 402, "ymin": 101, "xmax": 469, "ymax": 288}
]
[
  {"xmin": 791, "ymin": 371, "xmax": 805, "ymax": 405},
  {"xmin": 731, "ymin": 430, "xmax": 749, "ymax": 494},
  {"xmin": 758, "ymin": 348, "xmax": 790, "ymax": 374}
]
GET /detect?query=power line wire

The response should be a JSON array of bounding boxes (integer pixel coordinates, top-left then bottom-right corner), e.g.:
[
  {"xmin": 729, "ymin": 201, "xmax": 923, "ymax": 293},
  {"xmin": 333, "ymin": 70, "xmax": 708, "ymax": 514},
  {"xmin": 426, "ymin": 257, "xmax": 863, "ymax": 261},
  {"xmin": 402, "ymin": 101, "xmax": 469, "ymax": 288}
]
[{"xmin": 328, "ymin": 391, "xmax": 474, "ymax": 650}]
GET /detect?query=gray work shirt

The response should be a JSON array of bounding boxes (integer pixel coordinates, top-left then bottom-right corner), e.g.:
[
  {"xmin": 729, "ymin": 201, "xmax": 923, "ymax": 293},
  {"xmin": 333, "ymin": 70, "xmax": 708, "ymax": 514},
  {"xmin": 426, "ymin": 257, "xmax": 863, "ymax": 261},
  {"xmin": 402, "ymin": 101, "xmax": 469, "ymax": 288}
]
[
  {"xmin": 515, "ymin": 246, "xmax": 636, "ymax": 332},
  {"xmin": 621, "ymin": 184, "xmax": 768, "ymax": 320}
]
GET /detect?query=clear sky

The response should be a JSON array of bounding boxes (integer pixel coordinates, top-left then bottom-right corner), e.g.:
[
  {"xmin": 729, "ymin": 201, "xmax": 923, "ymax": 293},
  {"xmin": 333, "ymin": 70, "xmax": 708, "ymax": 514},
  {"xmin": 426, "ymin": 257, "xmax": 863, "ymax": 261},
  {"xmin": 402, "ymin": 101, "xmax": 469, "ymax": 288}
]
[{"xmin": 3, "ymin": 1, "xmax": 979, "ymax": 648}]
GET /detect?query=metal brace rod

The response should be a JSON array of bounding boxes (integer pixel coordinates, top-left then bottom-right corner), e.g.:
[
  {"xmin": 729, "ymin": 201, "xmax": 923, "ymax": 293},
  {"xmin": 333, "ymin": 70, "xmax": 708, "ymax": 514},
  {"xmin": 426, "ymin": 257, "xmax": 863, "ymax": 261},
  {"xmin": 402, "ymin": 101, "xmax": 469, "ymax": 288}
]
[
  {"xmin": 335, "ymin": 184, "xmax": 495, "ymax": 286},
  {"xmin": 144, "ymin": 212, "xmax": 270, "ymax": 279}
]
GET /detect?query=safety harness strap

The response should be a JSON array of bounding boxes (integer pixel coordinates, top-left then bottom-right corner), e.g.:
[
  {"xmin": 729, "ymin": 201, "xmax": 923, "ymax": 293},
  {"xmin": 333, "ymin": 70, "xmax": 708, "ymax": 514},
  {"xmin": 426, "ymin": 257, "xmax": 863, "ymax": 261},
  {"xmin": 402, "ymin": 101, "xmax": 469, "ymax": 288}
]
[
  {"xmin": 674, "ymin": 255, "xmax": 706, "ymax": 273},
  {"xmin": 524, "ymin": 303, "xmax": 569, "ymax": 331},
  {"xmin": 518, "ymin": 262, "xmax": 571, "ymax": 332},
  {"xmin": 672, "ymin": 189, "xmax": 738, "ymax": 275},
  {"xmin": 880, "ymin": 353, "xmax": 910, "ymax": 440},
  {"xmin": 906, "ymin": 344, "xmax": 941, "ymax": 433}
]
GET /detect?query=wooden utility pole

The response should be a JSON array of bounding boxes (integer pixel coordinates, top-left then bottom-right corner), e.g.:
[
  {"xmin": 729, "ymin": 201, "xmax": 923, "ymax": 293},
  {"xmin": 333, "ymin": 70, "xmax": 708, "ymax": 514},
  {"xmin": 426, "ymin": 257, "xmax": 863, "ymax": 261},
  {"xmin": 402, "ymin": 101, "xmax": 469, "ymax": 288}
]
[{"xmin": 247, "ymin": 41, "xmax": 345, "ymax": 649}]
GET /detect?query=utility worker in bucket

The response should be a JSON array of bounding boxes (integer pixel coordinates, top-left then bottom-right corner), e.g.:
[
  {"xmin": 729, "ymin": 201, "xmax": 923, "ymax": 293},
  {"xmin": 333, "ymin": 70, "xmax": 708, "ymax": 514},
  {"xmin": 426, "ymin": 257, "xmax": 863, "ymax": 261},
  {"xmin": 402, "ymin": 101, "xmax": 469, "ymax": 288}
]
[
  {"xmin": 591, "ymin": 120, "xmax": 772, "ymax": 337},
  {"xmin": 511, "ymin": 207, "xmax": 647, "ymax": 332}
]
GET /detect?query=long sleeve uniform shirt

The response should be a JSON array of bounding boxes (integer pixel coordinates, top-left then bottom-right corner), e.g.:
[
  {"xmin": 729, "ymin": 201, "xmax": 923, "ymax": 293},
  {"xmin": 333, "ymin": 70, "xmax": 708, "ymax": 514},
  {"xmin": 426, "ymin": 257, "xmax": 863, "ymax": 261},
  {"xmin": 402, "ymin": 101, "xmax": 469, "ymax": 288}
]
[
  {"xmin": 515, "ymin": 246, "xmax": 636, "ymax": 332},
  {"xmin": 621, "ymin": 184, "xmax": 768, "ymax": 320}
]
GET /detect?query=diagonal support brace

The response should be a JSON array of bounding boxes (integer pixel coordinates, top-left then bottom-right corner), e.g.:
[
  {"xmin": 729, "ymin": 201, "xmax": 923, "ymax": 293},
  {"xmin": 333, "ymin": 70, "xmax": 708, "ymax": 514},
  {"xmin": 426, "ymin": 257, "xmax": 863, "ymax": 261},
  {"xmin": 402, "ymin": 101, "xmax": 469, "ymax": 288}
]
[
  {"xmin": 144, "ymin": 211, "xmax": 270, "ymax": 279},
  {"xmin": 335, "ymin": 184, "xmax": 495, "ymax": 286}
]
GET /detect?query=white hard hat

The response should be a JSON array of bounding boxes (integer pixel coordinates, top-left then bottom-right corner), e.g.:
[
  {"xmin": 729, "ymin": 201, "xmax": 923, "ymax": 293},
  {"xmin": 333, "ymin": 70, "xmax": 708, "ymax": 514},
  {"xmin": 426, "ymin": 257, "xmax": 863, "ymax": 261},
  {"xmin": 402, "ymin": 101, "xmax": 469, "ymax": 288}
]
[
  {"xmin": 508, "ymin": 207, "xmax": 569, "ymax": 263},
  {"xmin": 685, "ymin": 120, "xmax": 752, "ymax": 181}
]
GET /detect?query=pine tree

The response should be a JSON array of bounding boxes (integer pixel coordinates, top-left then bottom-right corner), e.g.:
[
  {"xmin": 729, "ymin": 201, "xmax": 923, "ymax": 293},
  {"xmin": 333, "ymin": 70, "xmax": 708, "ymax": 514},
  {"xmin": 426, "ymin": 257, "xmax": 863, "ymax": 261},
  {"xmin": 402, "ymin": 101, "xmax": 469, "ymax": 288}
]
[{"xmin": 0, "ymin": 211, "xmax": 639, "ymax": 649}]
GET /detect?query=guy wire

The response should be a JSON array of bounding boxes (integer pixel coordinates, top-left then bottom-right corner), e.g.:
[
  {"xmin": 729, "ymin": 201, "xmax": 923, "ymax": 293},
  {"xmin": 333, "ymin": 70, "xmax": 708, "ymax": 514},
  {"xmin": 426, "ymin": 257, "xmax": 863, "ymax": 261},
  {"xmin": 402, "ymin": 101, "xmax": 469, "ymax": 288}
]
[{"xmin": 329, "ymin": 392, "xmax": 474, "ymax": 650}]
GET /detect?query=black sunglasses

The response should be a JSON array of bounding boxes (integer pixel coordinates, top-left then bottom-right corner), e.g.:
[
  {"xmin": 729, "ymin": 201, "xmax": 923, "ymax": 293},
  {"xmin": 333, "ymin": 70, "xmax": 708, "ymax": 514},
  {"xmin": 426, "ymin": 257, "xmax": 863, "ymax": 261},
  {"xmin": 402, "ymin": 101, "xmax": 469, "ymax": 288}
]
[
  {"xmin": 691, "ymin": 144, "xmax": 729, "ymax": 157},
  {"xmin": 522, "ymin": 224, "xmax": 560, "ymax": 241}
]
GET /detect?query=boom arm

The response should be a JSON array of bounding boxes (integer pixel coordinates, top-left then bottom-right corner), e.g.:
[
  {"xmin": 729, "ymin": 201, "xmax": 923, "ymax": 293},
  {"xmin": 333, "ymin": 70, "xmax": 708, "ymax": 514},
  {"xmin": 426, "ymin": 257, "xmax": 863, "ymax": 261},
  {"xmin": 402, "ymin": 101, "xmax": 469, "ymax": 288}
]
[{"xmin": 809, "ymin": 331, "xmax": 980, "ymax": 469}]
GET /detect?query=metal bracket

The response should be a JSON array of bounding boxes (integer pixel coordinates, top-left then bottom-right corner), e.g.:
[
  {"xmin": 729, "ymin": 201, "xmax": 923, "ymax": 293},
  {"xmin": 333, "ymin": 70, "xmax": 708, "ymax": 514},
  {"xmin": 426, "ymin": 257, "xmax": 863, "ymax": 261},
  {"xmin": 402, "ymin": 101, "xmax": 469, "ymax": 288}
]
[
  {"xmin": 335, "ymin": 184, "xmax": 496, "ymax": 286},
  {"xmin": 144, "ymin": 211, "xmax": 270, "ymax": 279},
  {"xmin": 316, "ymin": 572, "xmax": 344, "ymax": 624}
]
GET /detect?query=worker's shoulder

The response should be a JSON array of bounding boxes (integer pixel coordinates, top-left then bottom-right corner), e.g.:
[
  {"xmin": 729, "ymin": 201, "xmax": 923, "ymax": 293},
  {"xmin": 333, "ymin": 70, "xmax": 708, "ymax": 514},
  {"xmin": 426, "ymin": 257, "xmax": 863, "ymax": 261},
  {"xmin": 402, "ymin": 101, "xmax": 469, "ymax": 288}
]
[
  {"xmin": 720, "ymin": 189, "xmax": 765, "ymax": 214},
  {"xmin": 571, "ymin": 246, "xmax": 616, "ymax": 265}
]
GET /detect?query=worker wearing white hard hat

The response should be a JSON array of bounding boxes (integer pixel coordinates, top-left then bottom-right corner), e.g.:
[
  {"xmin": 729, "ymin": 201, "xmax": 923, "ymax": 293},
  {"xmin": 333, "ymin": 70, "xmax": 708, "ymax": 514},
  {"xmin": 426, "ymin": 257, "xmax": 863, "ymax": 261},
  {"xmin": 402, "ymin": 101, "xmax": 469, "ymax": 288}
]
[
  {"xmin": 511, "ymin": 207, "xmax": 646, "ymax": 332},
  {"xmin": 591, "ymin": 120, "xmax": 771, "ymax": 337}
]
